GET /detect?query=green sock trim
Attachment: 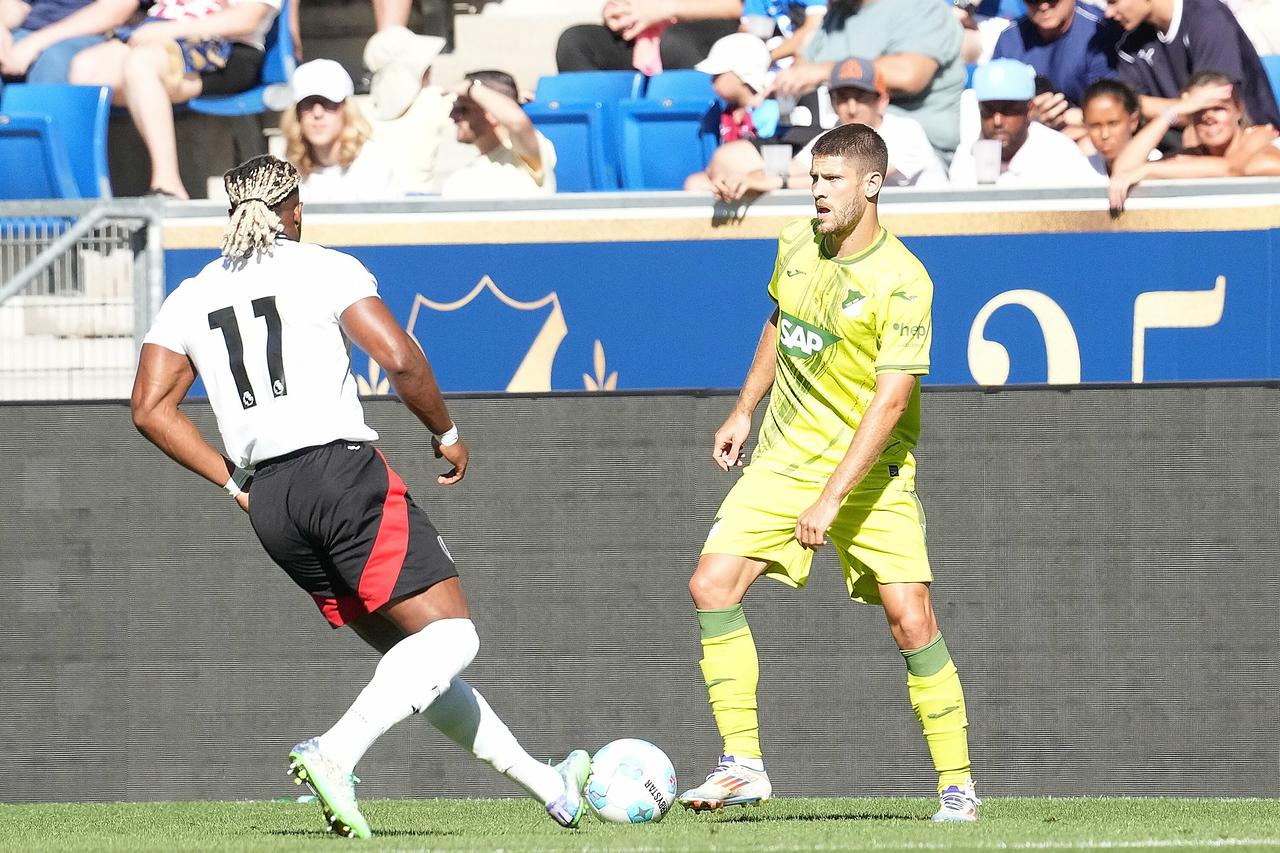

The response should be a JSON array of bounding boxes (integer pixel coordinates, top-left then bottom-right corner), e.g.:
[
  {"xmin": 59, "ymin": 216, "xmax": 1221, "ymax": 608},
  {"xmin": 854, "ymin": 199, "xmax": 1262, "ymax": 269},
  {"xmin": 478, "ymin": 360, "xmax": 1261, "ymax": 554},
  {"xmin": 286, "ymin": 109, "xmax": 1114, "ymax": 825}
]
[
  {"xmin": 902, "ymin": 633, "xmax": 950, "ymax": 677},
  {"xmin": 697, "ymin": 605, "xmax": 748, "ymax": 639}
]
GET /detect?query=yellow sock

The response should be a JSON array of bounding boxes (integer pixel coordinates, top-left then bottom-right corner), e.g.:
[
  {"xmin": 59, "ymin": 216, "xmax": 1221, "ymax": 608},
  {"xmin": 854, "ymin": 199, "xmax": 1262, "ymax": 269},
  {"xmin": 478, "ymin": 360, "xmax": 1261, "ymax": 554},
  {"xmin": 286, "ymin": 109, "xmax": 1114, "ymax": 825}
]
[
  {"xmin": 903, "ymin": 633, "xmax": 972, "ymax": 793},
  {"xmin": 697, "ymin": 605, "xmax": 761, "ymax": 759}
]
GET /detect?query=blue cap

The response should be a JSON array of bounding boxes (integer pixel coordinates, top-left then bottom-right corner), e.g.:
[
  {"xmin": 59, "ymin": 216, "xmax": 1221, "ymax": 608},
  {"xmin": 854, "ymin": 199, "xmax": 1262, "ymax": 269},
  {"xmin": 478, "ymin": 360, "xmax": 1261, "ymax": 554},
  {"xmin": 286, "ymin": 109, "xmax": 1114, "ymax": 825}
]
[{"xmin": 972, "ymin": 59, "xmax": 1036, "ymax": 102}]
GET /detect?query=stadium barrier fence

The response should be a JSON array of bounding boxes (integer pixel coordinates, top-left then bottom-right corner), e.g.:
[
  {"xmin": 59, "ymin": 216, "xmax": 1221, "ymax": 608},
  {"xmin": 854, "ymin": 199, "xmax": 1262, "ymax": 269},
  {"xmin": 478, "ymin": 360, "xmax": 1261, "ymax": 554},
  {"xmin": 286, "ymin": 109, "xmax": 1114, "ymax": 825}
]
[
  {"xmin": 1, "ymin": 179, "xmax": 1278, "ymax": 400},
  {"xmin": 0, "ymin": 199, "xmax": 165, "ymax": 400}
]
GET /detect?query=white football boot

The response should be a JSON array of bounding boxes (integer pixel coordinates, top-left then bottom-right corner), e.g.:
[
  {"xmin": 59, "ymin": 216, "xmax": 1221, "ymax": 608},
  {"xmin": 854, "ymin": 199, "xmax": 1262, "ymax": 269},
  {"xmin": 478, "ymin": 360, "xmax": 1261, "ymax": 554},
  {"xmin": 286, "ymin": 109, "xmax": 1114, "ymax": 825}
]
[
  {"xmin": 931, "ymin": 780, "xmax": 981, "ymax": 822},
  {"xmin": 678, "ymin": 755, "xmax": 772, "ymax": 812}
]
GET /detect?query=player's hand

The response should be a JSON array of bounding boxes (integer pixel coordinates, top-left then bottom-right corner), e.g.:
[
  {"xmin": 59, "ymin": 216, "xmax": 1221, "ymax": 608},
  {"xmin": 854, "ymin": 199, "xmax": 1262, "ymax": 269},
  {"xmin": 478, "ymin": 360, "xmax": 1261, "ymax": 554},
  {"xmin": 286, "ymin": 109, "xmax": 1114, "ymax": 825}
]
[
  {"xmin": 795, "ymin": 496, "xmax": 838, "ymax": 549},
  {"xmin": 234, "ymin": 491, "xmax": 250, "ymax": 513},
  {"xmin": 0, "ymin": 28, "xmax": 14, "ymax": 65},
  {"xmin": 712, "ymin": 410, "xmax": 751, "ymax": 471},
  {"xmin": 434, "ymin": 436, "xmax": 469, "ymax": 485}
]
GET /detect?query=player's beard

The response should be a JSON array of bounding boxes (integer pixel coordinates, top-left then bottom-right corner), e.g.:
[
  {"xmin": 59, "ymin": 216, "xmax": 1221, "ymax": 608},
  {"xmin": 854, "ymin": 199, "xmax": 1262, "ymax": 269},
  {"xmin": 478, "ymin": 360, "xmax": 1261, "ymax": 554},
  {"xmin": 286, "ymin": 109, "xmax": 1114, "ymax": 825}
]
[{"xmin": 816, "ymin": 192, "xmax": 866, "ymax": 236}]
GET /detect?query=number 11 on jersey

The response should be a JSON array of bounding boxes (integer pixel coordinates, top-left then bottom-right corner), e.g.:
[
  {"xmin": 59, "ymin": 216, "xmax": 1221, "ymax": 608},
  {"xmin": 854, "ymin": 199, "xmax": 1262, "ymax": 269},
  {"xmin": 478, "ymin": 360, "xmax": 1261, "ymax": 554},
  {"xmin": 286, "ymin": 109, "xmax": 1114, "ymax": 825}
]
[{"xmin": 208, "ymin": 295, "xmax": 289, "ymax": 409}]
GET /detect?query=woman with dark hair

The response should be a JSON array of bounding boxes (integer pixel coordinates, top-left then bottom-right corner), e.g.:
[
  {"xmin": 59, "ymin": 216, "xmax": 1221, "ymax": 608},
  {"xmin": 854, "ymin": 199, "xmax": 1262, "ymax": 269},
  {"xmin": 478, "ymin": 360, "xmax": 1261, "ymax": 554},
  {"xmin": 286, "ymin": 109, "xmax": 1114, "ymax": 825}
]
[
  {"xmin": 1081, "ymin": 78, "xmax": 1142, "ymax": 175},
  {"xmin": 1107, "ymin": 70, "xmax": 1280, "ymax": 212}
]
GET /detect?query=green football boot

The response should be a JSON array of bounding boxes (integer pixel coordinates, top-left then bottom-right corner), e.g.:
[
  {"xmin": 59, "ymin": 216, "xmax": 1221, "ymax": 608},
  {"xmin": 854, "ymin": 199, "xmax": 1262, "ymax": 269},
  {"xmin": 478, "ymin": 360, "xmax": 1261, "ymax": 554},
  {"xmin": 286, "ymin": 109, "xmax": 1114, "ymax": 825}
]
[
  {"xmin": 287, "ymin": 738, "xmax": 372, "ymax": 839},
  {"xmin": 546, "ymin": 749, "xmax": 591, "ymax": 828}
]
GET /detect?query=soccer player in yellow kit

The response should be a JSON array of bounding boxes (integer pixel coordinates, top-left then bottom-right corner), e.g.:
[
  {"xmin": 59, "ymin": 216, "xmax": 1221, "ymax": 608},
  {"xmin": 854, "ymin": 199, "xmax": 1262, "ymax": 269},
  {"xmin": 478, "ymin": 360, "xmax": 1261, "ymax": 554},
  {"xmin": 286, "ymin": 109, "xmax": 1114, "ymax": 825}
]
[{"xmin": 678, "ymin": 123, "xmax": 979, "ymax": 822}]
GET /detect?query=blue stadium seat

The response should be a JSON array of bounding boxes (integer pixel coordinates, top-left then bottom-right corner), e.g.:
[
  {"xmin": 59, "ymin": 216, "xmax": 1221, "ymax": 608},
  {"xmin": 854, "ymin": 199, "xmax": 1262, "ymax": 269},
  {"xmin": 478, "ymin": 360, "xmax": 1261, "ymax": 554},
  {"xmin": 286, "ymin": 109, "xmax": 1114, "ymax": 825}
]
[
  {"xmin": 535, "ymin": 71, "xmax": 644, "ymax": 103},
  {"xmin": 965, "ymin": 63, "xmax": 977, "ymax": 89},
  {"xmin": 524, "ymin": 101, "xmax": 613, "ymax": 192},
  {"xmin": 526, "ymin": 72, "xmax": 644, "ymax": 191},
  {"xmin": 1262, "ymin": 55, "xmax": 1280, "ymax": 112},
  {"xmin": 187, "ymin": 0, "xmax": 296, "ymax": 116},
  {"xmin": 617, "ymin": 97, "xmax": 719, "ymax": 190},
  {"xmin": 643, "ymin": 69, "xmax": 715, "ymax": 102},
  {"xmin": 1, "ymin": 84, "xmax": 112, "ymax": 198},
  {"xmin": 0, "ymin": 114, "xmax": 81, "ymax": 199}
]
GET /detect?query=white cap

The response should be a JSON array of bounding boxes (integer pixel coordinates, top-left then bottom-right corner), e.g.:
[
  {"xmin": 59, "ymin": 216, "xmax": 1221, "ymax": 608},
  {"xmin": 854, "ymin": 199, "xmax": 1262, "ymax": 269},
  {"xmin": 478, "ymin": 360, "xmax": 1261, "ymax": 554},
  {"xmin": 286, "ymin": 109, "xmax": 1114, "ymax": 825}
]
[
  {"xmin": 363, "ymin": 26, "xmax": 446, "ymax": 121},
  {"xmin": 291, "ymin": 58, "xmax": 354, "ymax": 105},
  {"xmin": 694, "ymin": 33, "xmax": 771, "ymax": 94}
]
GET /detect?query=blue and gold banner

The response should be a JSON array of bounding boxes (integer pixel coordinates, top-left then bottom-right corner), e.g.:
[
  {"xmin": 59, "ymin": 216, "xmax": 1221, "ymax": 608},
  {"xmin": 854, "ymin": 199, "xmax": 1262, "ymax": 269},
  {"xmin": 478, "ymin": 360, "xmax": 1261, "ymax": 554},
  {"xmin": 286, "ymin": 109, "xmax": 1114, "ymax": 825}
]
[{"xmin": 162, "ymin": 189, "xmax": 1280, "ymax": 391}]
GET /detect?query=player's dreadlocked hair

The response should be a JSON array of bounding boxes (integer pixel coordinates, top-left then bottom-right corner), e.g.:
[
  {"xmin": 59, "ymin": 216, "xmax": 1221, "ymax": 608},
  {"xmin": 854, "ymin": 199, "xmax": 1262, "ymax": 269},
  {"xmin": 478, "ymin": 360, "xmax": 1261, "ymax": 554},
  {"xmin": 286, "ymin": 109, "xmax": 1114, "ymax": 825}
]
[{"xmin": 220, "ymin": 155, "xmax": 301, "ymax": 261}]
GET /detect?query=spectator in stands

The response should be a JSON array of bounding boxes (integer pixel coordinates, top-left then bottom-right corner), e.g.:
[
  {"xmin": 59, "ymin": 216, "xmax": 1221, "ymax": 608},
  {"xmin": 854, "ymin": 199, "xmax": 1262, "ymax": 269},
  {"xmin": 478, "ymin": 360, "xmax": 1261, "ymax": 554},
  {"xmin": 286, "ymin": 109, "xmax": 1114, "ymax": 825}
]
[
  {"xmin": 0, "ymin": 0, "xmax": 108, "ymax": 89},
  {"xmin": 772, "ymin": 0, "xmax": 967, "ymax": 161},
  {"xmin": 949, "ymin": 57, "xmax": 1102, "ymax": 185},
  {"xmin": 1107, "ymin": 70, "xmax": 1280, "ymax": 212},
  {"xmin": 992, "ymin": 0, "xmax": 1120, "ymax": 141},
  {"xmin": 282, "ymin": 59, "xmax": 399, "ymax": 202},
  {"xmin": 1081, "ymin": 77, "xmax": 1145, "ymax": 175},
  {"xmin": 556, "ymin": 0, "xmax": 741, "ymax": 75},
  {"xmin": 688, "ymin": 57, "xmax": 946, "ymax": 198},
  {"xmin": 740, "ymin": 0, "xmax": 825, "ymax": 65},
  {"xmin": 440, "ymin": 69, "xmax": 556, "ymax": 199},
  {"xmin": 1106, "ymin": 0, "xmax": 1280, "ymax": 128},
  {"xmin": 683, "ymin": 32, "xmax": 781, "ymax": 192},
  {"xmin": 701, "ymin": 33, "xmax": 780, "ymax": 141},
  {"xmin": 358, "ymin": 26, "xmax": 451, "ymax": 194},
  {"xmin": 58, "ymin": 0, "xmax": 281, "ymax": 198}
]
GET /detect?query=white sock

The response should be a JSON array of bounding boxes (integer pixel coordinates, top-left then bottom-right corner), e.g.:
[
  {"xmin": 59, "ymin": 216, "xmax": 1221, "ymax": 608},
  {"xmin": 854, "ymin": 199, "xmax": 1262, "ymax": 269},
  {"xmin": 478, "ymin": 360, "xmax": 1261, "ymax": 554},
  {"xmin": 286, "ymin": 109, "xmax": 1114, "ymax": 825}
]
[
  {"xmin": 424, "ymin": 676, "xmax": 564, "ymax": 805},
  {"xmin": 317, "ymin": 618, "xmax": 480, "ymax": 774}
]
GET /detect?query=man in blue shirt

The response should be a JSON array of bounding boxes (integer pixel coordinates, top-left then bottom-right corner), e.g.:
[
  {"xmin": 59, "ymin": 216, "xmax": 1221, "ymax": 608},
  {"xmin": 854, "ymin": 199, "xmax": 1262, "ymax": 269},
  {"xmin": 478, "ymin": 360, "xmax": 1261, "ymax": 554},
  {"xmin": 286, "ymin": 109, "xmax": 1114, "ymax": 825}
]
[{"xmin": 993, "ymin": 0, "xmax": 1118, "ymax": 108}]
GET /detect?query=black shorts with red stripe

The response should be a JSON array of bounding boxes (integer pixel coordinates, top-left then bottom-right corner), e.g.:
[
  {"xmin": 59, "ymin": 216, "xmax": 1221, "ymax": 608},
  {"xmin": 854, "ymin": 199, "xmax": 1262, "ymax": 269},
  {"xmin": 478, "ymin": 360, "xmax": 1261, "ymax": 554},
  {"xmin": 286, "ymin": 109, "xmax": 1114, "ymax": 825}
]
[{"xmin": 248, "ymin": 440, "xmax": 458, "ymax": 628}]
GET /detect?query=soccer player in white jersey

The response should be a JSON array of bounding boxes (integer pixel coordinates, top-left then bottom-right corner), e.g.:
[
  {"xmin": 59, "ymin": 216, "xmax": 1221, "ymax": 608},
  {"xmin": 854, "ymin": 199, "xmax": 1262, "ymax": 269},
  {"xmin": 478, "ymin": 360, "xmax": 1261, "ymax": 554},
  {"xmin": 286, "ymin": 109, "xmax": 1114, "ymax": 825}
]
[{"xmin": 130, "ymin": 155, "xmax": 590, "ymax": 839}]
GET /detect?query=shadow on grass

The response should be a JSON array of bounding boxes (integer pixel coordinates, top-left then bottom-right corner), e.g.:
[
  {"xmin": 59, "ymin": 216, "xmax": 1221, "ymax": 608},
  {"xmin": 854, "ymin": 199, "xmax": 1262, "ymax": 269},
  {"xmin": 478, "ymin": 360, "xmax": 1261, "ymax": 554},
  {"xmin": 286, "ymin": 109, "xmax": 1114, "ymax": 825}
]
[
  {"xmin": 715, "ymin": 810, "xmax": 925, "ymax": 824},
  {"xmin": 262, "ymin": 829, "xmax": 449, "ymax": 838}
]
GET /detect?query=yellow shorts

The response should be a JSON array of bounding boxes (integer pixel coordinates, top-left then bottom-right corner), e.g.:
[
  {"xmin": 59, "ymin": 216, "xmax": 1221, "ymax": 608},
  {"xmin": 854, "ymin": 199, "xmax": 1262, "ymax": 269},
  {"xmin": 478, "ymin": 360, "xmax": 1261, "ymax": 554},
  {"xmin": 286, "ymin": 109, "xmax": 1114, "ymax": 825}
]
[{"xmin": 701, "ymin": 461, "xmax": 932, "ymax": 605}]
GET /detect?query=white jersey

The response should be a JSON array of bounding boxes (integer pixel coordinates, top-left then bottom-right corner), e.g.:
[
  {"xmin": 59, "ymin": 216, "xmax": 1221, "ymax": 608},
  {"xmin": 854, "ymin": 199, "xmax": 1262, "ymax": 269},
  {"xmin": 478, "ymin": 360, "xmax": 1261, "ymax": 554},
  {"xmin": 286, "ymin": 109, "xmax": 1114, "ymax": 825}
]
[{"xmin": 143, "ymin": 238, "xmax": 379, "ymax": 469}]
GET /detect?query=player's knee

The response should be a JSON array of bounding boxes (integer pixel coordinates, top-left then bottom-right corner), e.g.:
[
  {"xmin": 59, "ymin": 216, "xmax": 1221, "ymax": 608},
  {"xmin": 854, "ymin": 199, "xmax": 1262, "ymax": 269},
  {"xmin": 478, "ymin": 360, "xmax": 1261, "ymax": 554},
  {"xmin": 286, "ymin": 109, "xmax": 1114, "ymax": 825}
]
[
  {"xmin": 890, "ymin": 610, "xmax": 935, "ymax": 650},
  {"xmin": 431, "ymin": 617, "xmax": 480, "ymax": 671},
  {"xmin": 687, "ymin": 571, "xmax": 732, "ymax": 610}
]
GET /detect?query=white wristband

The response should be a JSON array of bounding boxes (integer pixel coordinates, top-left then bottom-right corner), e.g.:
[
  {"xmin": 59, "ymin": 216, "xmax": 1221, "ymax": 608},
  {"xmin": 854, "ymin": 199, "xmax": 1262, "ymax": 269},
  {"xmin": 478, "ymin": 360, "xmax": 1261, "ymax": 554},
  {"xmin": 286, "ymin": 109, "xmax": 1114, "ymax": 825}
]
[
  {"xmin": 436, "ymin": 423, "xmax": 460, "ymax": 447},
  {"xmin": 222, "ymin": 468, "xmax": 250, "ymax": 498}
]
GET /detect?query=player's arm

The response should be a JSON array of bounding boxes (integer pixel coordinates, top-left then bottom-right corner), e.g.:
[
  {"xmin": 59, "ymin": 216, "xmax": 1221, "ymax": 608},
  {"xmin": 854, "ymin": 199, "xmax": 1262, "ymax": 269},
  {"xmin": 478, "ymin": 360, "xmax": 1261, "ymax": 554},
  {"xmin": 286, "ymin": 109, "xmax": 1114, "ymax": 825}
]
[
  {"xmin": 131, "ymin": 344, "xmax": 247, "ymax": 510},
  {"xmin": 339, "ymin": 295, "xmax": 468, "ymax": 485},
  {"xmin": 713, "ymin": 308, "xmax": 778, "ymax": 471},
  {"xmin": 794, "ymin": 372, "xmax": 915, "ymax": 548}
]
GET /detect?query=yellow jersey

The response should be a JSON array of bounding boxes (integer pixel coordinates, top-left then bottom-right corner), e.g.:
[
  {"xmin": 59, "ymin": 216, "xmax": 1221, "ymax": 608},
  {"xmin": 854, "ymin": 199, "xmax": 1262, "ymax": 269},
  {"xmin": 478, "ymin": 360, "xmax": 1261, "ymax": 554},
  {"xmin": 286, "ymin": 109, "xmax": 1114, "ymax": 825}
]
[{"xmin": 752, "ymin": 218, "xmax": 934, "ymax": 484}]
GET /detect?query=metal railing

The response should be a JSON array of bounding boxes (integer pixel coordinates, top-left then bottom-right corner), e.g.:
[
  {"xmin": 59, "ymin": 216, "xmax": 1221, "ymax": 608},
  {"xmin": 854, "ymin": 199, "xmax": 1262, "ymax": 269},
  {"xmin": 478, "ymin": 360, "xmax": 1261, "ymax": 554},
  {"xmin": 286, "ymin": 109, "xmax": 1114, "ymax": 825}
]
[{"xmin": 0, "ymin": 199, "xmax": 165, "ymax": 401}]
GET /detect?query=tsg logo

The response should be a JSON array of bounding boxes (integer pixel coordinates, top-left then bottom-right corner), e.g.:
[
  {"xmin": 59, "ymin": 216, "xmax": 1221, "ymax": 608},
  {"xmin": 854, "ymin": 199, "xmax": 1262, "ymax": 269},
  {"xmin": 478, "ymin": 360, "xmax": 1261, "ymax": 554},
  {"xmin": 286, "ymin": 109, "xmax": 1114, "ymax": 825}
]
[{"xmin": 779, "ymin": 310, "xmax": 841, "ymax": 358}]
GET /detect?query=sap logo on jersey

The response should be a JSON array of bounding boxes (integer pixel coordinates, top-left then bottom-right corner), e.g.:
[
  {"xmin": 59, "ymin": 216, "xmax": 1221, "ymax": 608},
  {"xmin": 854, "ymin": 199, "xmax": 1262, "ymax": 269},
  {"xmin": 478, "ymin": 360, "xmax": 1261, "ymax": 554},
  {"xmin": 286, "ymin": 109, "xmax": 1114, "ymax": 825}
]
[{"xmin": 779, "ymin": 311, "xmax": 841, "ymax": 358}]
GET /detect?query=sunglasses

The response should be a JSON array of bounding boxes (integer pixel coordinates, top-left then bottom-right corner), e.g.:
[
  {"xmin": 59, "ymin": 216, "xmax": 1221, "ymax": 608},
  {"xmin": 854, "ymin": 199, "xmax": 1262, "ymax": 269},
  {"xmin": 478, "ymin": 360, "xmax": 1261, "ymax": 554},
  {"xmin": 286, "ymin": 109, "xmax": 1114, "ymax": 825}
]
[{"xmin": 297, "ymin": 96, "xmax": 343, "ymax": 113}]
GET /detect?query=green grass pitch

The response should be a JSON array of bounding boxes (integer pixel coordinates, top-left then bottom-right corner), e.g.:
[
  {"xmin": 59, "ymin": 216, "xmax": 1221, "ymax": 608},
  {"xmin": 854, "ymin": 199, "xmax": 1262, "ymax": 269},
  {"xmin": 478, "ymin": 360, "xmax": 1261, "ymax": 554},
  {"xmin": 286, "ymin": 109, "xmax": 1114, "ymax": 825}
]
[{"xmin": 2, "ymin": 797, "xmax": 1277, "ymax": 852}]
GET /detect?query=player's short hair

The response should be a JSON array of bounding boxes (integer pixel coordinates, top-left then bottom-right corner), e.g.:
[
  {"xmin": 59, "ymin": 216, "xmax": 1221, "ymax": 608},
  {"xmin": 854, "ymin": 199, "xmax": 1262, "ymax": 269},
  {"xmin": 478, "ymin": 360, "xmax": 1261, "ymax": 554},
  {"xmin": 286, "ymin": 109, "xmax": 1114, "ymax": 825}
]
[
  {"xmin": 221, "ymin": 155, "xmax": 301, "ymax": 261},
  {"xmin": 465, "ymin": 69, "xmax": 520, "ymax": 103},
  {"xmin": 1082, "ymin": 78, "xmax": 1140, "ymax": 115},
  {"xmin": 811, "ymin": 122, "xmax": 889, "ymax": 177}
]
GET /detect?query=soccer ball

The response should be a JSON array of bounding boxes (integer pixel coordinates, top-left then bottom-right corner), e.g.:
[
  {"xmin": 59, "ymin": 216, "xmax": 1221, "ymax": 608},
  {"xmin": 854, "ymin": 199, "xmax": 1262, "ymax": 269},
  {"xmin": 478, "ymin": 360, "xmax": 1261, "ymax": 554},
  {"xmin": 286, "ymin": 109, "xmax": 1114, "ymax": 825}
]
[{"xmin": 585, "ymin": 738, "xmax": 677, "ymax": 824}]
